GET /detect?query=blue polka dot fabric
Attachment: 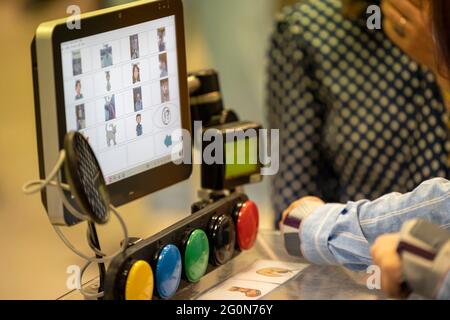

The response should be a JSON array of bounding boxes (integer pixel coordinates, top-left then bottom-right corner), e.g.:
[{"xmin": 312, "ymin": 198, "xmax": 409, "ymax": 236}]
[{"xmin": 266, "ymin": 0, "xmax": 450, "ymax": 221}]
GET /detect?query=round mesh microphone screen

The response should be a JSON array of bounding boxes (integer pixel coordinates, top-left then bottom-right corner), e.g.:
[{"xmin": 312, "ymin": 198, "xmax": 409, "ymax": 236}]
[{"xmin": 64, "ymin": 131, "xmax": 110, "ymax": 224}]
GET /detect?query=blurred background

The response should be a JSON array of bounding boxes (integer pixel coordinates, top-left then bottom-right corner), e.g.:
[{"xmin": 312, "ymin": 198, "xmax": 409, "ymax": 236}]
[{"xmin": 0, "ymin": 0, "xmax": 295, "ymax": 299}]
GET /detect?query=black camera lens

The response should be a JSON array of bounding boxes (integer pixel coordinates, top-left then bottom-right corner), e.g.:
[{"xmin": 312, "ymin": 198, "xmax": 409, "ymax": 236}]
[
  {"xmin": 189, "ymin": 69, "xmax": 221, "ymax": 96},
  {"xmin": 189, "ymin": 70, "xmax": 224, "ymax": 126}
]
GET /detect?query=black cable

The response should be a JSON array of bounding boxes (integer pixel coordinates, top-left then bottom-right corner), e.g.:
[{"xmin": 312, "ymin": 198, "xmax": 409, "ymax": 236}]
[{"xmin": 87, "ymin": 222, "xmax": 106, "ymax": 297}]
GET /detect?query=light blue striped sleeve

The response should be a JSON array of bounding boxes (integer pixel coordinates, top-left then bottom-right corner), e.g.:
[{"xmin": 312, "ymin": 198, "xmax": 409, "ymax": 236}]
[{"xmin": 300, "ymin": 178, "xmax": 450, "ymax": 270}]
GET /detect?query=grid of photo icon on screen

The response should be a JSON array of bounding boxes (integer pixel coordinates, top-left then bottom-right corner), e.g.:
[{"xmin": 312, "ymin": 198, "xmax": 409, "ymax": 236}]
[{"xmin": 60, "ymin": 17, "xmax": 181, "ymax": 184}]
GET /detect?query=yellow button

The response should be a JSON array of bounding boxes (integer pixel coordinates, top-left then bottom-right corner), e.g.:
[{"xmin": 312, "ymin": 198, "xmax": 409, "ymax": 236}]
[{"xmin": 125, "ymin": 260, "xmax": 154, "ymax": 300}]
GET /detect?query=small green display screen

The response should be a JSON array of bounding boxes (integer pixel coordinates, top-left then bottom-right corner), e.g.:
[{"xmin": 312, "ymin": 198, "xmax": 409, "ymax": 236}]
[{"xmin": 225, "ymin": 137, "xmax": 259, "ymax": 179}]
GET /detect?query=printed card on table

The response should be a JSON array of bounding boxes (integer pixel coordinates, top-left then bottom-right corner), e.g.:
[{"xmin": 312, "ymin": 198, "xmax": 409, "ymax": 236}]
[
  {"xmin": 197, "ymin": 260, "xmax": 309, "ymax": 300},
  {"xmin": 233, "ymin": 259, "xmax": 308, "ymax": 284},
  {"xmin": 198, "ymin": 279, "xmax": 278, "ymax": 300}
]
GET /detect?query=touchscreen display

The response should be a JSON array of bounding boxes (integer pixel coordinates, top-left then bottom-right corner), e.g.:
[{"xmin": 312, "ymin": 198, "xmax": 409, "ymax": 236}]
[{"xmin": 60, "ymin": 15, "xmax": 181, "ymax": 185}]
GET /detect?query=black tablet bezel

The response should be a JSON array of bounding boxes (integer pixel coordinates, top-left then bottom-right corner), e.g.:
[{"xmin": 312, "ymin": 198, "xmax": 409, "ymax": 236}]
[{"xmin": 51, "ymin": 0, "xmax": 192, "ymax": 206}]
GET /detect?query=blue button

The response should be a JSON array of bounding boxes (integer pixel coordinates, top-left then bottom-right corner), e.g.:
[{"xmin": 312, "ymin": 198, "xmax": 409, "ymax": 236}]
[{"xmin": 155, "ymin": 244, "xmax": 182, "ymax": 299}]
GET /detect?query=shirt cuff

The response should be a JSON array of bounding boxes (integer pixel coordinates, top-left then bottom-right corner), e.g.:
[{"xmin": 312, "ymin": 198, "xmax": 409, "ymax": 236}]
[
  {"xmin": 300, "ymin": 203, "xmax": 346, "ymax": 265},
  {"xmin": 281, "ymin": 199, "xmax": 325, "ymax": 257}
]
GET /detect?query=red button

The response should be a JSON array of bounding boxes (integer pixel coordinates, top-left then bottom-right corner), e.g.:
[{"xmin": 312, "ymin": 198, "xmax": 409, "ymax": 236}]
[{"xmin": 235, "ymin": 200, "xmax": 259, "ymax": 250}]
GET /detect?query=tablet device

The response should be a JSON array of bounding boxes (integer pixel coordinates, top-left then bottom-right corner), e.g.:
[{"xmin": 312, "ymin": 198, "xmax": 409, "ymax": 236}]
[{"xmin": 32, "ymin": 0, "xmax": 191, "ymax": 225}]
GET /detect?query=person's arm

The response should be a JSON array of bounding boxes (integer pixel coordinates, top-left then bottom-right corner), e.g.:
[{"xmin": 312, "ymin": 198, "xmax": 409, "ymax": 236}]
[
  {"xmin": 371, "ymin": 220, "xmax": 450, "ymax": 300},
  {"xmin": 382, "ymin": 0, "xmax": 450, "ymax": 112},
  {"xmin": 282, "ymin": 177, "xmax": 450, "ymax": 270},
  {"xmin": 398, "ymin": 219, "xmax": 450, "ymax": 299},
  {"xmin": 267, "ymin": 12, "xmax": 335, "ymax": 221}
]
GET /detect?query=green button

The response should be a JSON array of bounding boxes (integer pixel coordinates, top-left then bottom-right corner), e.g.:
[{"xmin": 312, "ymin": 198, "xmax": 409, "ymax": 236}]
[{"xmin": 184, "ymin": 229, "xmax": 210, "ymax": 283}]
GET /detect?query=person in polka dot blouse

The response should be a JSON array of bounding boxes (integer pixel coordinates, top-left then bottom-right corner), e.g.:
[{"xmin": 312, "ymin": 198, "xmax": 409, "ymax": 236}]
[
  {"xmin": 278, "ymin": 0, "xmax": 450, "ymax": 300},
  {"xmin": 267, "ymin": 0, "xmax": 450, "ymax": 226}
]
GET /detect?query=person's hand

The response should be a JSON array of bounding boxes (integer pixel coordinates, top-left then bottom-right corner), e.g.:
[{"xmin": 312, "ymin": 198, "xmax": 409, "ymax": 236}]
[
  {"xmin": 279, "ymin": 196, "xmax": 325, "ymax": 229},
  {"xmin": 371, "ymin": 233, "xmax": 409, "ymax": 299},
  {"xmin": 382, "ymin": 0, "xmax": 437, "ymax": 73}
]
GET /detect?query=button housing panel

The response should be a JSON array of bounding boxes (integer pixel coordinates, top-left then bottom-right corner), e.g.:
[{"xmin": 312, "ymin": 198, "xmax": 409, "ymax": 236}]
[{"xmin": 104, "ymin": 192, "xmax": 255, "ymax": 300}]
